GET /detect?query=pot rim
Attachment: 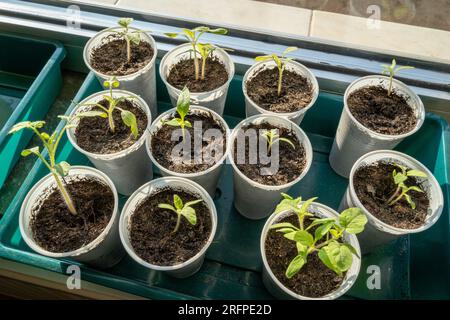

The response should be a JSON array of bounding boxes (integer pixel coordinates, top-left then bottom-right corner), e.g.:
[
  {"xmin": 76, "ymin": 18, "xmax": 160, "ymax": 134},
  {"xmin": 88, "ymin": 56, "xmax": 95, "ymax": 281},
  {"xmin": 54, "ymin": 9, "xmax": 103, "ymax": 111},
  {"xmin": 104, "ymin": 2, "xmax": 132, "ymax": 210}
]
[
  {"xmin": 260, "ymin": 201, "xmax": 361, "ymax": 300},
  {"xmin": 242, "ymin": 59, "xmax": 319, "ymax": 117},
  {"xmin": 159, "ymin": 43, "xmax": 235, "ymax": 96},
  {"xmin": 348, "ymin": 149, "xmax": 444, "ymax": 235},
  {"xmin": 19, "ymin": 165, "xmax": 119, "ymax": 258},
  {"xmin": 119, "ymin": 176, "xmax": 218, "ymax": 271},
  {"xmin": 66, "ymin": 89, "xmax": 152, "ymax": 160},
  {"xmin": 146, "ymin": 105, "xmax": 230, "ymax": 178},
  {"xmin": 227, "ymin": 114, "xmax": 313, "ymax": 191},
  {"xmin": 83, "ymin": 26, "xmax": 158, "ymax": 80},
  {"xmin": 343, "ymin": 75, "xmax": 425, "ymax": 140}
]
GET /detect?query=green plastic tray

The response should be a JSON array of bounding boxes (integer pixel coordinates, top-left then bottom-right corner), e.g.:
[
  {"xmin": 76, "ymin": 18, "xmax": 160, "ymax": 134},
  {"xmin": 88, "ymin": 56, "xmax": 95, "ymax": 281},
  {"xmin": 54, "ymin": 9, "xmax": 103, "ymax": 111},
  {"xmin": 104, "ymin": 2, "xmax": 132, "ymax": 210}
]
[
  {"xmin": 0, "ymin": 69, "xmax": 448, "ymax": 299},
  {"xmin": 0, "ymin": 33, "xmax": 65, "ymax": 190}
]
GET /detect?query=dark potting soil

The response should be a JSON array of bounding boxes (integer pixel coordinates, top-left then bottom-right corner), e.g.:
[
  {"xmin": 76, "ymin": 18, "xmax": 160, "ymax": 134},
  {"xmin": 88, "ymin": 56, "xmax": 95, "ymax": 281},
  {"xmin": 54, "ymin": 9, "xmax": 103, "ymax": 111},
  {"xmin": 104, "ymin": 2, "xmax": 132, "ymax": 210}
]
[
  {"xmin": 245, "ymin": 67, "xmax": 313, "ymax": 113},
  {"xmin": 354, "ymin": 162, "xmax": 429, "ymax": 229},
  {"xmin": 129, "ymin": 188, "xmax": 212, "ymax": 266},
  {"xmin": 75, "ymin": 99, "xmax": 148, "ymax": 154},
  {"xmin": 90, "ymin": 38, "xmax": 154, "ymax": 76},
  {"xmin": 31, "ymin": 178, "xmax": 114, "ymax": 253},
  {"xmin": 167, "ymin": 57, "xmax": 228, "ymax": 92},
  {"xmin": 265, "ymin": 215, "xmax": 345, "ymax": 298},
  {"xmin": 232, "ymin": 123, "xmax": 306, "ymax": 186},
  {"xmin": 151, "ymin": 112, "xmax": 226, "ymax": 173},
  {"xmin": 347, "ymin": 86, "xmax": 417, "ymax": 135}
]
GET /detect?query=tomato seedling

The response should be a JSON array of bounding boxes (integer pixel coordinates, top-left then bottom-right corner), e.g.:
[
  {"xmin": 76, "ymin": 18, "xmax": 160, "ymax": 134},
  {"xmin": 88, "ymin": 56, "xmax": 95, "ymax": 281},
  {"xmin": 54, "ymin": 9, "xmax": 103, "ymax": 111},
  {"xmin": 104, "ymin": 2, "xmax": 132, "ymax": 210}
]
[
  {"xmin": 387, "ymin": 164, "xmax": 427, "ymax": 209},
  {"xmin": 115, "ymin": 17, "xmax": 149, "ymax": 62},
  {"xmin": 162, "ymin": 86, "xmax": 191, "ymax": 141},
  {"xmin": 260, "ymin": 128, "xmax": 295, "ymax": 153},
  {"xmin": 381, "ymin": 59, "xmax": 415, "ymax": 96},
  {"xmin": 270, "ymin": 194, "xmax": 367, "ymax": 278},
  {"xmin": 158, "ymin": 194, "xmax": 203, "ymax": 233},
  {"xmin": 255, "ymin": 46, "xmax": 298, "ymax": 97}
]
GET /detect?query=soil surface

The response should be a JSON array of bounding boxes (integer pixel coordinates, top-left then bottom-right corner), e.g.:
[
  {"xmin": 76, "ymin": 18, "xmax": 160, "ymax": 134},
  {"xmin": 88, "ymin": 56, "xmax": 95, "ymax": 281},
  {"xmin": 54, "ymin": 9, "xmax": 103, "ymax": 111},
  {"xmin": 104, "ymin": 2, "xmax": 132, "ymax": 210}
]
[
  {"xmin": 75, "ymin": 99, "xmax": 148, "ymax": 154},
  {"xmin": 167, "ymin": 57, "xmax": 228, "ymax": 92},
  {"xmin": 90, "ymin": 37, "xmax": 154, "ymax": 76},
  {"xmin": 232, "ymin": 123, "xmax": 306, "ymax": 185},
  {"xmin": 129, "ymin": 188, "xmax": 212, "ymax": 266},
  {"xmin": 151, "ymin": 112, "xmax": 226, "ymax": 173},
  {"xmin": 347, "ymin": 86, "xmax": 417, "ymax": 135},
  {"xmin": 354, "ymin": 162, "xmax": 429, "ymax": 229},
  {"xmin": 31, "ymin": 177, "xmax": 114, "ymax": 253},
  {"xmin": 246, "ymin": 67, "xmax": 313, "ymax": 113},
  {"xmin": 265, "ymin": 214, "xmax": 345, "ymax": 298}
]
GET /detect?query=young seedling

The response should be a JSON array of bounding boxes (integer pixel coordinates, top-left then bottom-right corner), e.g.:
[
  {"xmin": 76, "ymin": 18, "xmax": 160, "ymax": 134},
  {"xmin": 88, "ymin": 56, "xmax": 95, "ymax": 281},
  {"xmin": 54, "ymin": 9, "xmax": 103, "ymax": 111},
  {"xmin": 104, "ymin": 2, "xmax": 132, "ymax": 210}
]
[
  {"xmin": 196, "ymin": 42, "xmax": 216, "ymax": 81},
  {"xmin": 260, "ymin": 128, "xmax": 295, "ymax": 153},
  {"xmin": 81, "ymin": 77, "xmax": 139, "ymax": 139},
  {"xmin": 381, "ymin": 59, "xmax": 415, "ymax": 97},
  {"xmin": 158, "ymin": 194, "xmax": 203, "ymax": 233},
  {"xmin": 115, "ymin": 18, "xmax": 148, "ymax": 63},
  {"xmin": 165, "ymin": 26, "xmax": 228, "ymax": 80},
  {"xmin": 8, "ymin": 113, "xmax": 103, "ymax": 215},
  {"xmin": 387, "ymin": 164, "xmax": 427, "ymax": 209},
  {"xmin": 162, "ymin": 86, "xmax": 191, "ymax": 141},
  {"xmin": 270, "ymin": 194, "xmax": 367, "ymax": 278},
  {"xmin": 255, "ymin": 46, "xmax": 298, "ymax": 97}
]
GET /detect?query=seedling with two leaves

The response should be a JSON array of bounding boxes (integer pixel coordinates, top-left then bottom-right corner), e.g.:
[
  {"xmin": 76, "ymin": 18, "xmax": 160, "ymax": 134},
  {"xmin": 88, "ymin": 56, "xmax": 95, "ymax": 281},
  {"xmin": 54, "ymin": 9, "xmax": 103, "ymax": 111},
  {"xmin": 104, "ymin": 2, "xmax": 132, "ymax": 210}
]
[
  {"xmin": 162, "ymin": 86, "xmax": 191, "ymax": 141},
  {"xmin": 270, "ymin": 194, "xmax": 367, "ymax": 278},
  {"xmin": 115, "ymin": 18, "xmax": 149, "ymax": 63},
  {"xmin": 78, "ymin": 77, "xmax": 139, "ymax": 139},
  {"xmin": 255, "ymin": 46, "xmax": 298, "ymax": 97},
  {"xmin": 381, "ymin": 59, "xmax": 415, "ymax": 97},
  {"xmin": 386, "ymin": 164, "xmax": 427, "ymax": 209},
  {"xmin": 165, "ymin": 26, "xmax": 228, "ymax": 81},
  {"xmin": 260, "ymin": 129, "xmax": 295, "ymax": 153},
  {"xmin": 158, "ymin": 194, "xmax": 203, "ymax": 233},
  {"xmin": 8, "ymin": 112, "xmax": 104, "ymax": 215}
]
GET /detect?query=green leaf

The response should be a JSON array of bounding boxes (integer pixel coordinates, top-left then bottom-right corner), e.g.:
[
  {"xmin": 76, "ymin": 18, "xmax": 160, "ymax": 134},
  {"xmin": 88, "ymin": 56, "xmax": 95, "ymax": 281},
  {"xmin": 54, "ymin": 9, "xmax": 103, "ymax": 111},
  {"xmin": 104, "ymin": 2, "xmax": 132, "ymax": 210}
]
[
  {"xmin": 339, "ymin": 207, "xmax": 367, "ymax": 234},
  {"xmin": 300, "ymin": 197, "xmax": 317, "ymax": 214},
  {"xmin": 407, "ymin": 186, "xmax": 424, "ymax": 193},
  {"xmin": 273, "ymin": 198, "xmax": 299, "ymax": 215},
  {"xmin": 8, "ymin": 121, "xmax": 45, "ymax": 134},
  {"xmin": 77, "ymin": 111, "xmax": 108, "ymax": 119},
  {"xmin": 275, "ymin": 228, "xmax": 298, "ymax": 234},
  {"xmin": 180, "ymin": 206, "xmax": 197, "ymax": 225},
  {"xmin": 163, "ymin": 118, "xmax": 182, "ymax": 127},
  {"xmin": 283, "ymin": 46, "xmax": 298, "ymax": 56},
  {"xmin": 278, "ymin": 137, "xmax": 295, "ymax": 149},
  {"xmin": 255, "ymin": 55, "xmax": 272, "ymax": 62},
  {"xmin": 184, "ymin": 120, "xmax": 192, "ymax": 128},
  {"xmin": 118, "ymin": 17, "xmax": 133, "ymax": 28},
  {"xmin": 127, "ymin": 32, "xmax": 141, "ymax": 45},
  {"xmin": 407, "ymin": 169, "xmax": 427, "ymax": 178},
  {"xmin": 55, "ymin": 161, "xmax": 71, "ymax": 176},
  {"xmin": 272, "ymin": 54, "xmax": 282, "ymax": 70},
  {"xmin": 404, "ymin": 193, "xmax": 416, "ymax": 209},
  {"xmin": 285, "ymin": 254, "xmax": 306, "ymax": 279},
  {"xmin": 307, "ymin": 217, "xmax": 335, "ymax": 229},
  {"xmin": 319, "ymin": 241, "xmax": 353, "ymax": 275},
  {"xmin": 120, "ymin": 110, "xmax": 139, "ymax": 139},
  {"xmin": 173, "ymin": 194, "xmax": 183, "ymax": 210},
  {"xmin": 270, "ymin": 222, "xmax": 299, "ymax": 231},
  {"xmin": 185, "ymin": 199, "xmax": 203, "ymax": 207},
  {"xmin": 208, "ymin": 28, "xmax": 228, "ymax": 35},
  {"xmin": 292, "ymin": 230, "xmax": 314, "ymax": 247},
  {"xmin": 158, "ymin": 203, "xmax": 177, "ymax": 212},
  {"xmin": 164, "ymin": 32, "xmax": 179, "ymax": 38},
  {"xmin": 314, "ymin": 221, "xmax": 335, "ymax": 242},
  {"xmin": 182, "ymin": 28, "xmax": 195, "ymax": 40},
  {"xmin": 283, "ymin": 231, "xmax": 296, "ymax": 241},
  {"xmin": 342, "ymin": 243, "xmax": 360, "ymax": 259},
  {"xmin": 176, "ymin": 87, "xmax": 190, "ymax": 119},
  {"xmin": 21, "ymin": 146, "xmax": 40, "ymax": 157},
  {"xmin": 393, "ymin": 172, "xmax": 408, "ymax": 185}
]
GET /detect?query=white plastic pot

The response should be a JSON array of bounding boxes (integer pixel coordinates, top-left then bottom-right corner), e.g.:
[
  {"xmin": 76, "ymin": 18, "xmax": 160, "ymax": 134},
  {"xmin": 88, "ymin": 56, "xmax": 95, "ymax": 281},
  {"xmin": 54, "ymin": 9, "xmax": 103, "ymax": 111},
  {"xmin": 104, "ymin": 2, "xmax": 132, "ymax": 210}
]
[
  {"xmin": 260, "ymin": 201, "xmax": 361, "ymax": 300},
  {"xmin": 146, "ymin": 105, "xmax": 229, "ymax": 197},
  {"xmin": 67, "ymin": 90, "xmax": 153, "ymax": 196},
  {"xmin": 83, "ymin": 27, "xmax": 158, "ymax": 120},
  {"xmin": 19, "ymin": 166, "xmax": 123, "ymax": 269},
  {"xmin": 119, "ymin": 176, "xmax": 218, "ymax": 278},
  {"xmin": 339, "ymin": 150, "xmax": 444, "ymax": 253},
  {"xmin": 159, "ymin": 43, "xmax": 235, "ymax": 116},
  {"xmin": 329, "ymin": 75, "xmax": 425, "ymax": 178},
  {"xmin": 228, "ymin": 114, "xmax": 313, "ymax": 220},
  {"xmin": 243, "ymin": 59, "xmax": 319, "ymax": 125}
]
